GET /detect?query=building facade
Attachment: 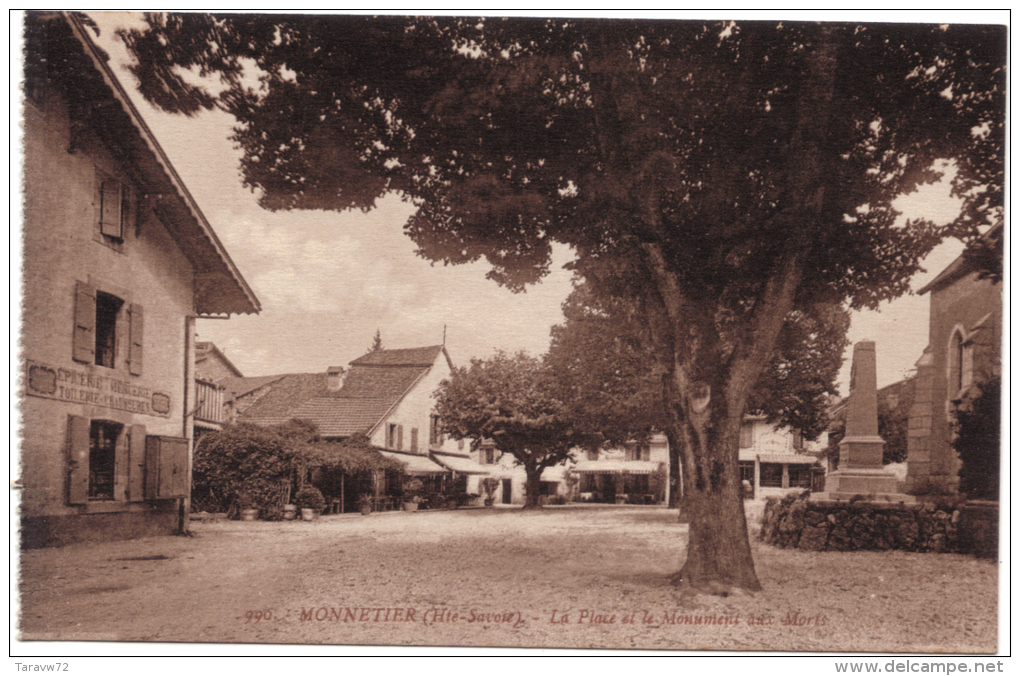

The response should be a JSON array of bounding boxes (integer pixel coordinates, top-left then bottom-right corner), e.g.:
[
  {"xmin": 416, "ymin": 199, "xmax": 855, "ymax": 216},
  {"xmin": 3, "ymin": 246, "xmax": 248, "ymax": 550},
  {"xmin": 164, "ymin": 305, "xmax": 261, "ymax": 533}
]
[
  {"xmin": 737, "ymin": 417, "xmax": 824, "ymax": 499},
  {"xmin": 904, "ymin": 227, "xmax": 1003, "ymax": 495},
  {"xmin": 20, "ymin": 13, "xmax": 259, "ymax": 547}
]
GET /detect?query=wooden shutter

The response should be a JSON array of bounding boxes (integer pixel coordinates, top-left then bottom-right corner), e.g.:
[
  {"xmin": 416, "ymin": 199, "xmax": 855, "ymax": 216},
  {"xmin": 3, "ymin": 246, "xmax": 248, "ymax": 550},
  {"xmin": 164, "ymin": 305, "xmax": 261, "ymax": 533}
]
[
  {"xmin": 66, "ymin": 415, "xmax": 90, "ymax": 504},
  {"xmin": 113, "ymin": 429, "xmax": 129, "ymax": 501},
  {"xmin": 410, "ymin": 428, "xmax": 418, "ymax": 452},
  {"xmin": 397, "ymin": 425, "xmax": 404, "ymax": 451},
  {"xmin": 99, "ymin": 178, "xmax": 123, "ymax": 238},
  {"xmin": 146, "ymin": 436, "xmax": 190, "ymax": 499},
  {"xmin": 72, "ymin": 281, "xmax": 96, "ymax": 363},
  {"xmin": 128, "ymin": 303, "xmax": 144, "ymax": 375},
  {"xmin": 127, "ymin": 425, "xmax": 146, "ymax": 502}
]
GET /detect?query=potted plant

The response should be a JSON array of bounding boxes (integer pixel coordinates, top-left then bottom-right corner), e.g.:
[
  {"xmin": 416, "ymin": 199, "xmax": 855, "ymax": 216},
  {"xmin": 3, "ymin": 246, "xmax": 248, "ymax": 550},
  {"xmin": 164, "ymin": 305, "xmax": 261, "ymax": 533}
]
[
  {"xmin": 237, "ymin": 492, "xmax": 259, "ymax": 521},
  {"xmin": 358, "ymin": 493, "xmax": 374, "ymax": 516},
  {"xmin": 295, "ymin": 486, "xmax": 325, "ymax": 521},
  {"xmin": 282, "ymin": 503, "xmax": 298, "ymax": 520},
  {"xmin": 402, "ymin": 478, "xmax": 423, "ymax": 512}
]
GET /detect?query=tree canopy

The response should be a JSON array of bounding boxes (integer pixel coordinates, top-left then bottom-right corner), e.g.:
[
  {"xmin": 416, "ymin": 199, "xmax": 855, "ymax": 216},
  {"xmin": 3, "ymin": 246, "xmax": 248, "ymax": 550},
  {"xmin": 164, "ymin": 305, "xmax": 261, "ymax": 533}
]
[
  {"xmin": 548, "ymin": 280, "xmax": 849, "ymax": 445},
  {"xmin": 434, "ymin": 351, "xmax": 584, "ymax": 508},
  {"xmin": 123, "ymin": 14, "xmax": 1005, "ymax": 592}
]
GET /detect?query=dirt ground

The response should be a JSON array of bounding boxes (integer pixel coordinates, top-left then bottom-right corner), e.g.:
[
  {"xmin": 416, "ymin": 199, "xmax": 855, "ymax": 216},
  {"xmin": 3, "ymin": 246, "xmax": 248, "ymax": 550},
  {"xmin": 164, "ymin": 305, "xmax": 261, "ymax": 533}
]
[{"xmin": 17, "ymin": 504, "xmax": 998, "ymax": 652}]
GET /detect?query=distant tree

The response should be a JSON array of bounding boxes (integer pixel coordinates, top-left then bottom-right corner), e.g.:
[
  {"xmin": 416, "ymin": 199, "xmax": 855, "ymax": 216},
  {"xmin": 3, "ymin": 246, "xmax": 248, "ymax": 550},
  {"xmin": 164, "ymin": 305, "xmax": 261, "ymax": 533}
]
[
  {"xmin": 434, "ymin": 351, "xmax": 586, "ymax": 508},
  {"xmin": 123, "ymin": 15, "xmax": 1004, "ymax": 593},
  {"xmin": 368, "ymin": 329, "xmax": 383, "ymax": 353},
  {"xmin": 826, "ymin": 393, "xmax": 910, "ymax": 469}
]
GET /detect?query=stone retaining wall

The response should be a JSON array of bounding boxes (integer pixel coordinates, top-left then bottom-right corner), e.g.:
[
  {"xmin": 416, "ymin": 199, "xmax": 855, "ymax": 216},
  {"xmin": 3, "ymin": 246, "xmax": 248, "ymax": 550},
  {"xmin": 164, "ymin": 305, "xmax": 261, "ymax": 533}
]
[{"xmin": 759, "ymin": 493, "xmax": 997, "ymax": 557}]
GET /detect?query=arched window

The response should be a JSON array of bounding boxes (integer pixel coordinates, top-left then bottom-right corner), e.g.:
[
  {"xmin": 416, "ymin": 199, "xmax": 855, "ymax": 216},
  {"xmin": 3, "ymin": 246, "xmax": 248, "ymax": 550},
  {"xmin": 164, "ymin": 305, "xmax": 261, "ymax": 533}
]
[{"xmin": 948, "ymin": 328, "xmax": 965, "ymax": 397}]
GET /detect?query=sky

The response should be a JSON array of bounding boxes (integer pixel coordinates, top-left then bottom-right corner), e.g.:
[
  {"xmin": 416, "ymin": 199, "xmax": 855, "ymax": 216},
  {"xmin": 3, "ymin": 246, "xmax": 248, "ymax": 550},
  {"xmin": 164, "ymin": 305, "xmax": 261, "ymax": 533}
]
[{"xmin": 34, "ymin": 12, "xmax": 1001, "ymax": 395}]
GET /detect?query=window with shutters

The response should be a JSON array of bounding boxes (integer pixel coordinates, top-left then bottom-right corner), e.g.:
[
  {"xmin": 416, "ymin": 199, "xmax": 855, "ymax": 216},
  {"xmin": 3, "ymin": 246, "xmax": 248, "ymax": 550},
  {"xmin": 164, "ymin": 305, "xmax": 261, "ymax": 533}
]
[
  {"xmin": 386, "ymin": 423, "xmax": 397, "ymax": 449},
  {"xmin": 67, "ymin": 416, "xmax": 148, "ymax": 505},
  {"xmin": 96, "ymin": 172, "xmax": 132, "ymax": 245},
  {"xmin": 72, "ymin": 282, "xmax": 143, "ymax": 374}
]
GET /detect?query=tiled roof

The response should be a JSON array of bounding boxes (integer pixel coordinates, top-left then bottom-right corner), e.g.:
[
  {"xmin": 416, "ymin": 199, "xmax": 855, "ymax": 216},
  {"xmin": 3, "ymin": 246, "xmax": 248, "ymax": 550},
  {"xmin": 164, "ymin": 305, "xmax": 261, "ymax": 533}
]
[
  {"xmin": 340, "ymin": 365, "xmax": 429, "ymax": 399},
  {"xmin": 196, "ymin": 342, "xmax": 244, "ymax": 378},
  {"xmin": 237, "ymin": 345, "xmax": 446, "ymax": 438},
  {"xmin": 219, "ymin": 374, "xmax": 287, "ymax": 401},
  {"xmin": 350, "ymin": 345, "xmax": 447, "ymax": 367},
  {"xmin": 236, "ymin": 373, "xmax": 331, "ymax": 419},
  {"xmin": 270, "ymin": 397, "xmax": 395, "ymax": 437}
]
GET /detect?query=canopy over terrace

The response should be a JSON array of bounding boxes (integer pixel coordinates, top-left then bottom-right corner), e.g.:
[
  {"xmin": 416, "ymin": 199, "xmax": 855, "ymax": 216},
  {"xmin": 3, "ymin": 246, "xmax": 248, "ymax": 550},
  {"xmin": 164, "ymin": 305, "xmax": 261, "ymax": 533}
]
[
  {"xmin": 572, "ymin": 460, "xmax": 667, "ymax": 504},
  {"xmin": 378, "ymin": 450, "xmax": 449, "ymax": 476},
  {"xmin": 430, "ymin": 451, "xmax": 490, "ymax": 476},
  {"xmin": 305, "ymin": 435, "xmax": 404, "ymax": 513}
]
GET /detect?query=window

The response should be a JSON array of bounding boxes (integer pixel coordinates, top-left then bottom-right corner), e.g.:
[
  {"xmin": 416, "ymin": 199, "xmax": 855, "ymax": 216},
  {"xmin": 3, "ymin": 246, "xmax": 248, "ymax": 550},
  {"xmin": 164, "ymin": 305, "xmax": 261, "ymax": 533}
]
[
  {"xmin": 94, "ymin": 291, "xmax": 122, "ymax": 368},
  {"xmin": 88, "ymin": 420, "xmax": 121, "ymax": 500},
  {"xmin": 791, "ymin": 430, "xmax": 803, "ymax": 451},
  {"xmin": 788, "ymin": 465, "xmax": 812, "ymax": 489},
  {"xmin": 386, "ymin": 423, "xmax": 397, "ymax": 450},
  {"xmin": 72, "ymin": 282, "xmax": 143, "ymax": 373},
  {"xmin": 484, "ymin": 447, "xmax": 495, "ymax": 465},
  {"xmin": 67, "ymin": 416, "xmax": 147, "ymax": 505},
  {"xmin": 625, "ymin": 445, "xmax": 649, "ymax": 461},
  {"xmin": 96, "ymin": 173, "xmax": 132, "ymax": 243},
  {"xmin": 429, "ymin": 415, "xmax": 443, "ymax": 446},
  {"xmin": 458, "ymin": 439, "xmax": 465, "ymax": 451},
  {"xmin": 760, "ymin": 463, "xmax": 783, "ymax": 488},
  {"xmin": 410, "ymin": 427, "xmax": 418, "ymax": 452},
  {"xmin": 948, "ymin": 329, "xmax": 964, "ymax": 396},
  {"xmin": 739, "ymin": 462, "xmax": 756, "ymax": 486},
  {"xmin": 397, "ymin": 424, "xmax": 403, "ymax": 451},
  {"xmin": 739, "ymin": 422, "xmax": 754, "ymax": 449}
]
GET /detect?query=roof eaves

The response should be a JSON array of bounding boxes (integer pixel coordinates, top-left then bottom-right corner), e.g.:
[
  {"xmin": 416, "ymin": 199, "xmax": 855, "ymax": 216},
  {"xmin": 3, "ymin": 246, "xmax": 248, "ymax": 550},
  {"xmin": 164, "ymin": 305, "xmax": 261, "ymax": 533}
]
[{"xmin": 64, "ymin": 13, "xmax": 260, "ymax": 316}]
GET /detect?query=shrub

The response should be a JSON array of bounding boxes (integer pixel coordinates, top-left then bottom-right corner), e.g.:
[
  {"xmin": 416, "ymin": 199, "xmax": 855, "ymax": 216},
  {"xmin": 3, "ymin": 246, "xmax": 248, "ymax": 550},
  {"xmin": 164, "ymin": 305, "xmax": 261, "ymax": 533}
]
[
  {"xmin": 294, "ymin": 486, "xmax": 326, "ymax": 511},
  {"xmin": 953, "ymin": 376, "xmax": 1001, "ymax": 500},
  {"xmin": 192, "ymin": 421, "xmax": 318, "ymax": 513}
]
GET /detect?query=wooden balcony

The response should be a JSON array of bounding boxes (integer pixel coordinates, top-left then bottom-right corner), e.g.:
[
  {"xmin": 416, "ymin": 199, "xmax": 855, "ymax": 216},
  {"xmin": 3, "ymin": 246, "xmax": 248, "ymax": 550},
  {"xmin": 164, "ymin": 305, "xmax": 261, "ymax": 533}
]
[{"xmin": 195, "ymin": 378, "xmax": 227, "ymax": 427}]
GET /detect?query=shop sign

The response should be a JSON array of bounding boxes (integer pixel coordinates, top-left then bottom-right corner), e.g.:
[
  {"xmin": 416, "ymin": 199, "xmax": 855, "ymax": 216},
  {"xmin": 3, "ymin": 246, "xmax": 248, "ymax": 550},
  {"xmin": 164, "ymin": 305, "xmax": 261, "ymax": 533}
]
[{"xmin": 23, "ymin": 359, "xmax": 171, "ymax": 418}]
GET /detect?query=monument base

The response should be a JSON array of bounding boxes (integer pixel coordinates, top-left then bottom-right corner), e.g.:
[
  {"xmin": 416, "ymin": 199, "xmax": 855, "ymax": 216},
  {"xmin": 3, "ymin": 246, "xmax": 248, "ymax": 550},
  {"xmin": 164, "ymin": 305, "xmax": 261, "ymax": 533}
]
[{"xmin": 812, "ymin": 467, "xmax": 916, "ymax": 504}]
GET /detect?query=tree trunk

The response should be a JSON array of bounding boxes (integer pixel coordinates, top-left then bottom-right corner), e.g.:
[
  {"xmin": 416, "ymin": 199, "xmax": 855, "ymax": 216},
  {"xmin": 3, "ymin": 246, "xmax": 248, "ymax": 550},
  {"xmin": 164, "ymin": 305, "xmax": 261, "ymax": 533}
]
[
  {"xmin": 674, "ymin": 414, "xmax": 761, "ymax": 593},
  {"xmin": 665, "ymin": 428, "xmax": 682, "ymax": 509},
  {"xmin": 522, "ymin": 464, "xmax": 543, "ymax": 509}
]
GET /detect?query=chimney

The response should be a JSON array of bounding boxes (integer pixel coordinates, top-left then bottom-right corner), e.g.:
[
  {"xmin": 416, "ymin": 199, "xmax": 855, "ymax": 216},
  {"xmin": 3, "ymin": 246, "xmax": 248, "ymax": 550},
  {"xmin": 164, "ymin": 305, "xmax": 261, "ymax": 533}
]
[{"xmin": 326, "ymin": 366, "xmax": 346, "ymax": 392}]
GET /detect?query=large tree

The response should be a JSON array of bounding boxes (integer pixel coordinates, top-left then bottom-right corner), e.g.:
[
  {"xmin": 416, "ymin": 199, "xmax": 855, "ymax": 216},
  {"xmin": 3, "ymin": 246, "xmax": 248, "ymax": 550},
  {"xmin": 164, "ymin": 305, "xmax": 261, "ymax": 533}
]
[
  {"xmin": 434, "ymin": 351, "xmax": 582, "ymax": 509},
  {"xmin": 547, "ymin": 281, "xmax": 850, "ymax": 507},
  {"xmin": 122, "ymin": 15, "xmax": 1004, "ymax": 592}
]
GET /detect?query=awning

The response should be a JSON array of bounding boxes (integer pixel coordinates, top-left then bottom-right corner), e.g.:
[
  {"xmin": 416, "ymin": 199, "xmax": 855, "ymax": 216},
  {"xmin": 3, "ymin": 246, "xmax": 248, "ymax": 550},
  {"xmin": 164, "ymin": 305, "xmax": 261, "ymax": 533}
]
[
  {"xmin": 572, "ymin": 460, "xmax": 662, "ymax": 475},
  {"xmin": 378, "ymin": 451, "xmax": 449, "ymax": 475},
  {"xmin": 430, "ymin": 452, "xmax": 491, "ymax": 475}
]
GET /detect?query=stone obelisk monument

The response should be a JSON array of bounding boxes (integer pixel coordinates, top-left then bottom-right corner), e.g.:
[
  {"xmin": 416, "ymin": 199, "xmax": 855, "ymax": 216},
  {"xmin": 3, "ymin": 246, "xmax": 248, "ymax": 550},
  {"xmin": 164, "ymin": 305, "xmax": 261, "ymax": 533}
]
[{"xmin": 821, "ymin": 341, "xmax": 905, "ymax": 500}]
